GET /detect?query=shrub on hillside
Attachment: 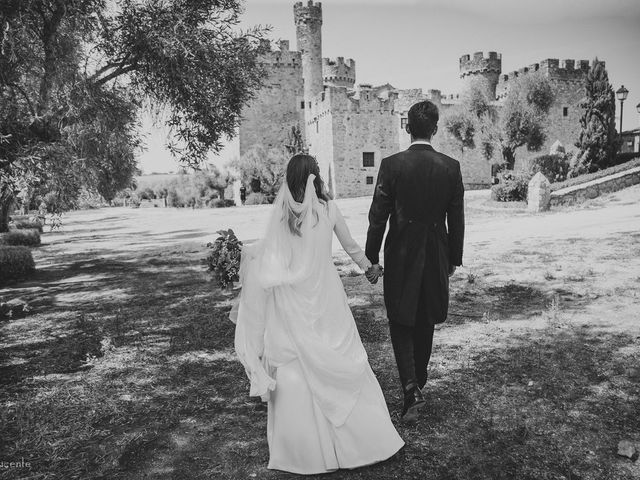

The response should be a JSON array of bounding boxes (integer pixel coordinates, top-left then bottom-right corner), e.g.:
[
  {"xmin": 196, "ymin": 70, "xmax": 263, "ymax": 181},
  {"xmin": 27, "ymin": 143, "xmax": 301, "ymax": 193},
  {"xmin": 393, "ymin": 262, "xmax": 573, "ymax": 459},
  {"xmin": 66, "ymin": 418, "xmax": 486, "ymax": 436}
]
[
  {"xmin": 0, "ymin": 246, "xmax": 36, "ymax": 284},
  {"xmin": 1, "ymin": 229, "xmax": 41, "ymax": 247},
  {"xmin": 491, "ymin": 171, "xmax": 530, "ymax": 202},
  {"xmin": 551, "ymin": 157, "xmax": 640, "ymax": 192},
  {"xmin": 522, "ymin": 153, "xmax": 570, "ymax": 183},
  {"xmin": 205, "ymin": 229, "xmax": 242, "ymax": 289},
  {"xmin": 12, "ymin": 220, "xmax": 44, "ymax": 233}
]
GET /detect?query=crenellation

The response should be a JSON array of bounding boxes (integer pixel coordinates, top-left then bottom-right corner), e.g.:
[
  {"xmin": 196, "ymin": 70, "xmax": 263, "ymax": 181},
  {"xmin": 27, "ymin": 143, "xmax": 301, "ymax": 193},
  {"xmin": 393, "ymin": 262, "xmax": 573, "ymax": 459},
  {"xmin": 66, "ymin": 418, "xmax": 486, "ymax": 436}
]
[{"xmin": 322, "ymin": 56, "xmax": 356, "ymax": 88}]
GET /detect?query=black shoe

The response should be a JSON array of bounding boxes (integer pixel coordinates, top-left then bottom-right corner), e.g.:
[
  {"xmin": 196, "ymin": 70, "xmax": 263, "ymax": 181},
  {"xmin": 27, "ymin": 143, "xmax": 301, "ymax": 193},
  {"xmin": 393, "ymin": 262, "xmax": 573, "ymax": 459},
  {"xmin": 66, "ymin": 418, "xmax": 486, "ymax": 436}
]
[{"xmin": 401, "ymin": 385, "xmax": 426, "ymax": 423}]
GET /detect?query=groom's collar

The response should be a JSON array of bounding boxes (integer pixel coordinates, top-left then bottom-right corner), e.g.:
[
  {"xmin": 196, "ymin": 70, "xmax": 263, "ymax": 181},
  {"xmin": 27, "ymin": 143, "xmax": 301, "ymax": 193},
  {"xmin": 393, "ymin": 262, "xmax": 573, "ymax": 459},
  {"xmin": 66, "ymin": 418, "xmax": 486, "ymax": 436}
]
[{"xmin": 408, "ymin": 140, "xmax": 434, "ymax": 151}]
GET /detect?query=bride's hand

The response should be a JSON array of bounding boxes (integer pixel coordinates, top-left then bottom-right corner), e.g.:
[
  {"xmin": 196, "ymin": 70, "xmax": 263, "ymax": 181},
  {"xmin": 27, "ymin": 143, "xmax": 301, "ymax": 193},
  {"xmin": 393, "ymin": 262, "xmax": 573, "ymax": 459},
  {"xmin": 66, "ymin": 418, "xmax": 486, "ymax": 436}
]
[{"xmin": 365, "ymin": 264, "xmax": 383, "ymax": 284}]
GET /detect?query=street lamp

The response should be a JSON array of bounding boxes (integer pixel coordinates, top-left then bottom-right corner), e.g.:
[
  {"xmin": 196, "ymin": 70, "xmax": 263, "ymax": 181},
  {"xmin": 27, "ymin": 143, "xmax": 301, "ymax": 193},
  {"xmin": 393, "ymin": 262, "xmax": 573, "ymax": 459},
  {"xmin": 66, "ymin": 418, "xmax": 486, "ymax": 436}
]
[{"xmin": 616, "ymin": 85, "xmax": 629, "ymax": 133}]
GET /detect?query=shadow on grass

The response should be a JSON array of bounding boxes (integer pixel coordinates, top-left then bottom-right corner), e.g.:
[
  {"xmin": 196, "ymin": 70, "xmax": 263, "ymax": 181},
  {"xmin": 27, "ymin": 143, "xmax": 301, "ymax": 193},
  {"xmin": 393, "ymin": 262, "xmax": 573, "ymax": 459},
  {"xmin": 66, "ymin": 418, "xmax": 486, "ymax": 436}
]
[{"xmin": 1, "ymin": 240, "xmax": 638, "ymax": 479}]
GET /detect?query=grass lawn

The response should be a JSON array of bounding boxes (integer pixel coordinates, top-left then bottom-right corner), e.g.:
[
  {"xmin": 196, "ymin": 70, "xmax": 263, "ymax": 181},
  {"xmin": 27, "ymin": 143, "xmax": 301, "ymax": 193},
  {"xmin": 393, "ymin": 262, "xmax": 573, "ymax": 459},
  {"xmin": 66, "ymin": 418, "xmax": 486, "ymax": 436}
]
[{"xmin": 1, "ymin": 187, "xmax": 639, "ymax": 480}]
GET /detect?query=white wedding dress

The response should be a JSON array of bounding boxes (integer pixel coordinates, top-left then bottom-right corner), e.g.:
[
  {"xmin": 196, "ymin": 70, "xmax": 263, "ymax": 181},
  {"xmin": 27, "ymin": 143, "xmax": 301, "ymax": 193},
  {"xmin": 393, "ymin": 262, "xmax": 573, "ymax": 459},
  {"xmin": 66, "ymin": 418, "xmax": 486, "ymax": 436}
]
[{"xmin": 231, "ymin": 175, "xmax": 404, "ymax": 475}]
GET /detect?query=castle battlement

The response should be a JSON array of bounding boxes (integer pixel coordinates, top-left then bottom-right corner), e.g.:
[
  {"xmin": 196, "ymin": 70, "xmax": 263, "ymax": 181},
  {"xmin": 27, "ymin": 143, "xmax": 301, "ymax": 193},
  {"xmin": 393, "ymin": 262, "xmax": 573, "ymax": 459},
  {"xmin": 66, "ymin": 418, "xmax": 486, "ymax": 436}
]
[
  {"xmin": 323, "ymin": 56, "xmax": 356, "ymax": 88},
  {"xmin": 496, "ymin": 57, "xmax": 598, "ymax": 99},
  {"xmin": 294, "ymin": 1, "xmax": 322, "ymax": 25},
  {"xmin": 459, "ymin": 51, "xmax": 502, "ymax": 76},
  {"xmin": 306, "ymin": 85, "xmax": 396, "ymax": 120},
  {"xmin": 258, "ymin": 41, "xmax": 302, "ymax": 67}
]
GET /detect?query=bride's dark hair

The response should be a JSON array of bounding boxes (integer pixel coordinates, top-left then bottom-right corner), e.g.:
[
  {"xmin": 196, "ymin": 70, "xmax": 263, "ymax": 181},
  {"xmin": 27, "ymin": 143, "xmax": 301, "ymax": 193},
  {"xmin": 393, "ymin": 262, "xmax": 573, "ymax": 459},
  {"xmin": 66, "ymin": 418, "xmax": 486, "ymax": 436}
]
[
  {"xmin": 286, "ymin": 154, "xmax": 331, "ymax": 204},
  {"xmin": 285, "ymin": 154, "xmax": 331, "ymax": 236}
]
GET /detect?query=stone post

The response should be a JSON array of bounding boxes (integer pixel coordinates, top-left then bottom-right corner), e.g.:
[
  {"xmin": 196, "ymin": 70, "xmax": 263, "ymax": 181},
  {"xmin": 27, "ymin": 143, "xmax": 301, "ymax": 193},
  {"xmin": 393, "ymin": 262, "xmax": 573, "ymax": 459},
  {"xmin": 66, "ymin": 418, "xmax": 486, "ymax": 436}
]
[{"xmin": 527, "ymin": 172, "xmax": 551, "ymax": 212}]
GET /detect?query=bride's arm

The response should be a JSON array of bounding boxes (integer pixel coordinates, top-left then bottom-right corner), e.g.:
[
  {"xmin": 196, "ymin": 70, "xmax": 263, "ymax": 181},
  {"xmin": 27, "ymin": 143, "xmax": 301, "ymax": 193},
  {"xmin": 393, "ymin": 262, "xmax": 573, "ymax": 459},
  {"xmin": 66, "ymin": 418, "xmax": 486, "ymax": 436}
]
[{"xmin": 331, "ymin": 202, "xmax": 372, "ymax": 271}]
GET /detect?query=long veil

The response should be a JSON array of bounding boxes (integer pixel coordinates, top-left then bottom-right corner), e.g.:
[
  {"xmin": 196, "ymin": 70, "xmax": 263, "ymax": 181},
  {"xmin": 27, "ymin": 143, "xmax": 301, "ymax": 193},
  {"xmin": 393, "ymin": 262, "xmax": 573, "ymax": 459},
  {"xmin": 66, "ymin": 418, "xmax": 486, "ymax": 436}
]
[{"xmin": 230, "ymin": 174, "xmax": 368, "ymax": 427}]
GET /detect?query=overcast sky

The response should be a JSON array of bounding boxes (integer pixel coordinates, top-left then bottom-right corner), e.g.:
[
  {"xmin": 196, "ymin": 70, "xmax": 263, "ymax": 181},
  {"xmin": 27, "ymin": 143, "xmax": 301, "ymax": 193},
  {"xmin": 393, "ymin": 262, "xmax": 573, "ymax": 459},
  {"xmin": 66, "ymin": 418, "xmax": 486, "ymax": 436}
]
[{"xmin": 139, "ymin": 0, "xmax": 640, "ymax": 173}]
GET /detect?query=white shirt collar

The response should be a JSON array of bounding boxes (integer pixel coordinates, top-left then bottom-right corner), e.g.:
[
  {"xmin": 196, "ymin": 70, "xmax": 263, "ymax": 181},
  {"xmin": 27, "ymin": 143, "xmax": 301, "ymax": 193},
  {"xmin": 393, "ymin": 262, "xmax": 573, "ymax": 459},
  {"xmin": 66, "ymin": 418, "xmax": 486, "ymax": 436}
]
[{"xmin": 410, "ymin": 140, "xmax": 432, "ymax": 146}]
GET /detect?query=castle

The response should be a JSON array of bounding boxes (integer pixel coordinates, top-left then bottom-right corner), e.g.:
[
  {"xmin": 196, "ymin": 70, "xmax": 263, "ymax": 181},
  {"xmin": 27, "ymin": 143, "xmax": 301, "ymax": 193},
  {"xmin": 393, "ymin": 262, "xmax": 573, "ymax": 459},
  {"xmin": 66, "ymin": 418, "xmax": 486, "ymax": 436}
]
[{"xmin": 239, "ymin": 1, "xmax": 599, "ymax": 198}]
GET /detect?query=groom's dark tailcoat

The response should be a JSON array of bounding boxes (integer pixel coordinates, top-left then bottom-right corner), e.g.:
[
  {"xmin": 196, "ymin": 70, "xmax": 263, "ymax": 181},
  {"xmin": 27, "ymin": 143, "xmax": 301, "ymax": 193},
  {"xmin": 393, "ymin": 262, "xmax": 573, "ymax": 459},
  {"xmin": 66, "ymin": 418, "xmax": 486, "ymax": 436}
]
[{"xmin": 365, "ymin": 144, "xmax": 465, "ymax": 327}]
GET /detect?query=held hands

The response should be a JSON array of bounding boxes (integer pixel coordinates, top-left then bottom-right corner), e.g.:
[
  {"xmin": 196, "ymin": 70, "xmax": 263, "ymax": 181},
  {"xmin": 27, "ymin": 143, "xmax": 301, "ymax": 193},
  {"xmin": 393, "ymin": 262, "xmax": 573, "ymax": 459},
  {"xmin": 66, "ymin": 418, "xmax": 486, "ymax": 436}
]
[{"xmin": 365, "ymin": 264, "xmax": 384, "ymax": 284}]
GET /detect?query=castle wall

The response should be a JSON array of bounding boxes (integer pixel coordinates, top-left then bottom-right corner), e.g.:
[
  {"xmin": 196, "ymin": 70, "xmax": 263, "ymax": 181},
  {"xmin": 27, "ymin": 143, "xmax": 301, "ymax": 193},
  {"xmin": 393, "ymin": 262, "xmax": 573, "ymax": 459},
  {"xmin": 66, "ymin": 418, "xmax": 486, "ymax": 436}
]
[
  {"xmin": 307, "ymin": 86, "xmax": 399, "ymax": 198},
  {"xmin": 239, "ymin": 41, "xmax": 304, "ymax": 156}
]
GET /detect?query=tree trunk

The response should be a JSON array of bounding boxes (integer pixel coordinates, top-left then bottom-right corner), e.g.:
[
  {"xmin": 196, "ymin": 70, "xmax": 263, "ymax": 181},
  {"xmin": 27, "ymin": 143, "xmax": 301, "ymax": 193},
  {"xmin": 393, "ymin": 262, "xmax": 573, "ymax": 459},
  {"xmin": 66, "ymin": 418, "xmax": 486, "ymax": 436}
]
[
  {"xmin": 502, "ymin": 147, "xmax": 516, "ymax": 170},
  {"xmin": 0, "ymin": 188, "xmax": 14, "ymax": 233}
]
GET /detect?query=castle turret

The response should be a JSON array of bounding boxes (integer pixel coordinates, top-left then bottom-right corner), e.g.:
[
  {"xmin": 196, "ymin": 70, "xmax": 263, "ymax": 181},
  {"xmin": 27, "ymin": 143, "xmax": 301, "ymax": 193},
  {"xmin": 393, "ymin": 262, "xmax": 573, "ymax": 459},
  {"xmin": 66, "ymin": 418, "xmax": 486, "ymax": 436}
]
[
  {"xmin": 323, "ymin": 57, "xmax": 356, "ymax": 88},
  {"xmin": 294, "ymin": 1, "xmax": 323, "ymax": 102},
  {"xmin": 459, "ymin": 51, "xmax": 502, "ymax": 100}
]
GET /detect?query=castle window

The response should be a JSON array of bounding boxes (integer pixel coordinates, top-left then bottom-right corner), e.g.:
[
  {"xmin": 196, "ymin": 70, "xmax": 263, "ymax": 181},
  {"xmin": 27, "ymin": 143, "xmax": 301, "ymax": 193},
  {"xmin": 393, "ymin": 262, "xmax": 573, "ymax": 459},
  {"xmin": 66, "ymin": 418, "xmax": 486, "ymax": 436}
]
[
  {"xmin": 301, "ymin": 101, "xmax": 305, "ymax": 109},
  {"xmin": 362, "ymin": 152, "xmax": 375, "ymax": 167},
  {"xmin": 563, "ymin": 107, "xmax": 569, "ymax": 117},
  {"xmin": 401, "ymin": 117, "xmax": 408, "ymax": 129},
  {"xmin": 366, "ymin": 176, "xmax": 374, "ymax": 185}
]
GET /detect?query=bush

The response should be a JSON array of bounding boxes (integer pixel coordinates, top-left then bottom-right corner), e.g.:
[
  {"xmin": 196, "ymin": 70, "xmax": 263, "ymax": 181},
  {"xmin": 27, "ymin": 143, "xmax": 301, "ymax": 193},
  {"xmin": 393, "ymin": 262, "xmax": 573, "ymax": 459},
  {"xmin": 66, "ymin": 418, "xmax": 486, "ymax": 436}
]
[
  {"xmin": 12, "ymin": 220, "xmax": 44, "ymax": 232},
  {"xmin": 491, "ymin": 171, "xmax": 530, "ymax": 202},
  {"xmin": 1, "ymin": 229, "xmax": 41, "ymax": 247},
  {"xmin": 551, "ymin": 157, "xmax": 640, "ymax": 192},
  {"xmin": 0, "ymin": 246, "xmax": 36, "ymax": 284},
  {"xmin": 244, "ymin": 192, "xmax": 270, "ymax": 205},
  {"xmin": 522, "ymin": 153, "xmax": 570, "ymax": 183},
  {"xmin": 212, "ymin": 198, "xmax": 236, "ymax": 208},
  {"xmin": 205, "ymin": 229, "xmax": 242, "ymax": 289},
  {"xmin": 615, "ymin": 151, "xmax": 640, "ymax": 164}
]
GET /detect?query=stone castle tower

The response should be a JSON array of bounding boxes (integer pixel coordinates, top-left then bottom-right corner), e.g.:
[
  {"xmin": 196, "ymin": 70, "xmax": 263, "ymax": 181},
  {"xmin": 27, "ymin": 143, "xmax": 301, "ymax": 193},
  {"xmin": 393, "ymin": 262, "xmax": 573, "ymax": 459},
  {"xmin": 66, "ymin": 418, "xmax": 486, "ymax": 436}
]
[
  {"xmin": 238, "ymin": 3, "xmax": 598, "ymax": 198},
  {"xmin": 294, "ymin": 1, "xmax": 323, "ymax": 105},
  {"xmin": 459, "ymin": 51, "xmax": 502, "ymax": 99}
]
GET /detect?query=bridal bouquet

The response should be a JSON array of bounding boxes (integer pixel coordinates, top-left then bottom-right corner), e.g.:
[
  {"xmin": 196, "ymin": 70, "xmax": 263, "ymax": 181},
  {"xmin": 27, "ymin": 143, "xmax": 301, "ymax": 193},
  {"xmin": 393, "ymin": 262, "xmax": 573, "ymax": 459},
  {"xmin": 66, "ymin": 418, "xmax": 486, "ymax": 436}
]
[{"xmin": 205, "ymin": 229, "xmax": 242, "ymax": 289}]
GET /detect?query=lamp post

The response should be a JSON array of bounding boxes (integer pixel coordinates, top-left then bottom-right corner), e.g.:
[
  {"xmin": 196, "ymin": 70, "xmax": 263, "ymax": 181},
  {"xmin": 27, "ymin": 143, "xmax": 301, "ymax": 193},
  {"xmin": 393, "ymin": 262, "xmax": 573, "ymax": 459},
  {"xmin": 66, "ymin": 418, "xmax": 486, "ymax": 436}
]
[{"xmin": 616, "ymin": 85, "xmax": 629, "ymax": 134}]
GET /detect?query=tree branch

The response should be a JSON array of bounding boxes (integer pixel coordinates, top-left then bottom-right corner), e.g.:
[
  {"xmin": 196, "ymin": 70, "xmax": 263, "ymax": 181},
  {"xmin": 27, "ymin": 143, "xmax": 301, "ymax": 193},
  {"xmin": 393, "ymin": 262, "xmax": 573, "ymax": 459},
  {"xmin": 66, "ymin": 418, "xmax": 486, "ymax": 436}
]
[
  {"xmin": 9, "ymin": 83, "xmax": 36, "ymax": 116},
  {"xmin": 92, "ymin": 63, "xmax": 138, "ymax": 86}
]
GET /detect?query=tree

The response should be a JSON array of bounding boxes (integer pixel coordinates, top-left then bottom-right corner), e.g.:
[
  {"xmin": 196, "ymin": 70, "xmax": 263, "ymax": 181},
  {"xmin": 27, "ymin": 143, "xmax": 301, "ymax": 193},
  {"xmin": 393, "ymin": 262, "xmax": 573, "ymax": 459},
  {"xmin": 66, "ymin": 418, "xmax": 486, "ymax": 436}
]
[
  {"xmin": 497, "ymin": 73, "xmax": 555, "ymax": 170},
  {"xmin": 232, "ymin": 145, "xmax": 288, "ymax": 197},
  {"xmin": 443, "ymin": 77, "xmax": 497, "ymax": 159},
  {"xmin": 574, "ymin": 58, "xmax": 619, "ymax": 174},
  {"xmin": 0, "ymin": 0, "xmax": 267, "ymax": 231}
]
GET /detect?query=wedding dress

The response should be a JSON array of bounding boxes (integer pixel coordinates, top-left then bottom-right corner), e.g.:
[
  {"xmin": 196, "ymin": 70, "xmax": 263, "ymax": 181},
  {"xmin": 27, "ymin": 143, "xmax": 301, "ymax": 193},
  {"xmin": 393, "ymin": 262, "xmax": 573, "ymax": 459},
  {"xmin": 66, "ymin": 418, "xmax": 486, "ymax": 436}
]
[{"xmin": 230, "ymin": 174, "xmax": 404, "ymax": 475}]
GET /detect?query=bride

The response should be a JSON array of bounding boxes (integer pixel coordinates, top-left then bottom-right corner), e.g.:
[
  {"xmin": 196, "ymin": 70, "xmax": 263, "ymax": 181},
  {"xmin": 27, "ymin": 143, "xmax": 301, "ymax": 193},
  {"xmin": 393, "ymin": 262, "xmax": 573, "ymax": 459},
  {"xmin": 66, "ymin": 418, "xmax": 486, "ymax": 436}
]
[{"xmin": 231, "ymin": 154, "xmax": 404, "ymax": 474}]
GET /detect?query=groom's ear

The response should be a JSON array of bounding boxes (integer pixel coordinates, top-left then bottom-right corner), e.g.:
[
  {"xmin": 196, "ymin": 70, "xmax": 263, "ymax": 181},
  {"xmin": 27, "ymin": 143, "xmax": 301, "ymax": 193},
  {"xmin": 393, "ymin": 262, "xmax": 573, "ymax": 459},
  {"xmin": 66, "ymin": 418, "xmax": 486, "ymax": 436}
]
[
  {"xmin": 405, "ymin": 123, "xmax": 411, "ymax": 135},
  {"xmin": 432, "ymin": 125, "xmax": 438, "ymax": 137}
]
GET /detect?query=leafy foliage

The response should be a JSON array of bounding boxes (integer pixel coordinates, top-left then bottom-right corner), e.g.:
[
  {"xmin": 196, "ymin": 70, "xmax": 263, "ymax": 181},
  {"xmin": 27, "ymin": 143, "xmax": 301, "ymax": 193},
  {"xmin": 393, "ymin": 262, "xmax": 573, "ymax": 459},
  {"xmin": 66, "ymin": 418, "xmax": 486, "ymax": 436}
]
[
  {"xmin": 205, "ymin": 229, "xmax": 242, "ymax": 288},
  {"xmin": 522, "ymin": 153, "xmax": 571, "ymax": 183},
  {"xmin": 1, "ymin": 228, "xmax": 41, "ymax": 247},
  {"xmin": 0, "ymin": 0, "xmax": 267, "ymax": 230},
  {"xmin": 133, "ymin": 169, "xmax": 235, "ymax": 208},
  {"xmin": 574, "ymin": 59, "xmax": 620, "ymax": 174},
  {"xmin": 0, "ymin": 245, "xmax": 35, "ymax": 284},
  {"xmin": 498, "ymin": 73, "xmax": 555, "ymax": 170},
  {"xmin": 491, "ymin": 171, "xmax": 530, "ymax": 202},
  {"xmin": 232, "ymin": 145, "xmax": 288, "ymax": 197}
]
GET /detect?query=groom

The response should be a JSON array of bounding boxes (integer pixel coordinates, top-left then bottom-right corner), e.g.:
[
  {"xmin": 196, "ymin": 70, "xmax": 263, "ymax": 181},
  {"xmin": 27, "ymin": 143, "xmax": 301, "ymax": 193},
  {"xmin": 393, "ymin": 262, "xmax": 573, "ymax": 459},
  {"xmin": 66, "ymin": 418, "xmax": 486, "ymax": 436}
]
[{"xmin": 364, "ymin": 100, "xmax": 465, "ymax": 422}]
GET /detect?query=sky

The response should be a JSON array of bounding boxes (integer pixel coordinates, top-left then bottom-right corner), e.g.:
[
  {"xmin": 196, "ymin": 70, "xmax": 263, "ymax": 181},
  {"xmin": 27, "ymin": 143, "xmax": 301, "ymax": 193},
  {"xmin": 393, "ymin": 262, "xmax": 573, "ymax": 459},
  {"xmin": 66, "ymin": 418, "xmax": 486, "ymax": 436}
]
[{"xmin": 138, "ymin": 0, "xmax": 640, "ymax": 173}]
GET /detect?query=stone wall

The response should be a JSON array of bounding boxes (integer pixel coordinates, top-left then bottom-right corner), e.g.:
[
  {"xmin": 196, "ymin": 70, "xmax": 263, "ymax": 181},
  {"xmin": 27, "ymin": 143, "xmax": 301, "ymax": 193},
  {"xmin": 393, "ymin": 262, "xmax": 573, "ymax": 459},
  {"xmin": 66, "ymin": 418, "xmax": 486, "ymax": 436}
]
[
  {"xmin": 239, "ymin": 42, "xmax": 304, "ymax": 156},
  {"xmin": 550, "ymin": 166, "xmax": 640, "ymax": 206}
]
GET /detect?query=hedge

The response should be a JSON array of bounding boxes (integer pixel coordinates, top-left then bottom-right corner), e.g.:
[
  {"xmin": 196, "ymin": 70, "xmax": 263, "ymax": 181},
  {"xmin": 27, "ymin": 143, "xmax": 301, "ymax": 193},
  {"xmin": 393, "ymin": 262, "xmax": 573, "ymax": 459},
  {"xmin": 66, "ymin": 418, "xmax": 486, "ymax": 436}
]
[
  {"xmin": 1, "ymin": 229, "xmax": 42, "ymax": 247},
  {"xmin": 0, "ymin": 246, "xmax": 36, "ymax": 284},
  {"xmin": 12, "ymin": 220, "xmax": 44, "ymax": 233},
  {"xmin": 551, "ymin": 157, "xmax": 640, "ymax": 192}
]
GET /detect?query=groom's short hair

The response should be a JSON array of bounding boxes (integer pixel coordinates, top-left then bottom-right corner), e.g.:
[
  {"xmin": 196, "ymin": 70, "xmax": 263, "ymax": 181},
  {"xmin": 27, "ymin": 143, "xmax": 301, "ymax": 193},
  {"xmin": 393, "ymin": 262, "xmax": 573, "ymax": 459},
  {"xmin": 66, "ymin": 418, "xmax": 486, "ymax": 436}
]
[{"xmin": 407, "ymin": 101, "xmax": 439, "ymax": 138}]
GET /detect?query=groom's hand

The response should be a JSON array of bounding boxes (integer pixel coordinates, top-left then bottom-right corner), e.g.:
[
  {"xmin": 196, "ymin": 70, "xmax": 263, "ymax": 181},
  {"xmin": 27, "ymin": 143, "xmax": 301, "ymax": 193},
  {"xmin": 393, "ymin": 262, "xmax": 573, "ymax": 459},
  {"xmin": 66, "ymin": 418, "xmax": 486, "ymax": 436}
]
[{"xmin": 366, "ymin": 264, "xmax": 383, "ymax": 284}]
